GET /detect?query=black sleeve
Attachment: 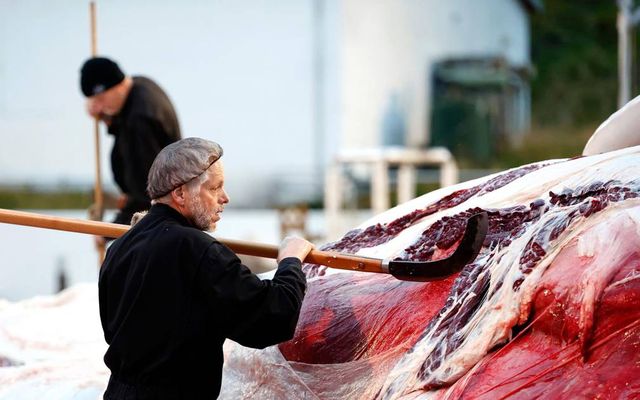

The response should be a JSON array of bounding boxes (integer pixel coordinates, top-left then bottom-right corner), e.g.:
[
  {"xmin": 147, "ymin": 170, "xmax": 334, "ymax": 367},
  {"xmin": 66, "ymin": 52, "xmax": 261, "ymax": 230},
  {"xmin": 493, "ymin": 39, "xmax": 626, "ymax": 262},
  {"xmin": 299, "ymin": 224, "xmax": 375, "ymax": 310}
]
[
  {"xmin": 195, "ymin": 242, "xmax": 307, "ymax": 349},
  {"xmin": 98, "ymin": 263, "xmax": 111, "ymax": 343},
  {"xmin": 114, "ymin": 116, "xmax": 167, "ymax": 225}
]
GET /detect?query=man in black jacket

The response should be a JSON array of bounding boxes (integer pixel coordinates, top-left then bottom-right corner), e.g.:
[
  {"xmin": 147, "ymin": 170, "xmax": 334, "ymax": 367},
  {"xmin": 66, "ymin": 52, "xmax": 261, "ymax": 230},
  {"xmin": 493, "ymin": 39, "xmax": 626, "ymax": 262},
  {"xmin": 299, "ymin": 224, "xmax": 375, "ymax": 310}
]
[
  {"xmin": 99, "ymin": 137, "xmax": 313, "ymax": 399},
  {"xmin": 80, "ymin": 57, "xmax": 181, "ymax": 243}
]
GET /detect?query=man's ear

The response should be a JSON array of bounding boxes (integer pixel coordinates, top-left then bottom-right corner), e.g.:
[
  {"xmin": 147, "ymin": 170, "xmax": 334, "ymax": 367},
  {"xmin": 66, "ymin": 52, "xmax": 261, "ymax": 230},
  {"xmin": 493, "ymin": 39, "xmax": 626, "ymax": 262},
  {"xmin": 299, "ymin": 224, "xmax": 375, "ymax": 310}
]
[{"xmin": 171, "ymin": 185, "xmax": 187, "ymax": 206}]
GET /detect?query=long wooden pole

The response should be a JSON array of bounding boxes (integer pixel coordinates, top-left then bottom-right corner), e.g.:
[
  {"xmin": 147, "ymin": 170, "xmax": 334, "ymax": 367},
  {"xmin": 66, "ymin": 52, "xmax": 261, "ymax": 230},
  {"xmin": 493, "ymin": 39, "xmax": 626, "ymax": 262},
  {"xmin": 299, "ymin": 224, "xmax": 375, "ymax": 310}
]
[
  {"xmin": 0, "ymin": 209, "xmax": 386, "ymax": 274},
  {"xmin": 0, "ymin": 208, "xmax": 488, "ymax": 282},
  {"xmin": 89, "ymin": 1, "xmax": 106, "ymax": 263}
]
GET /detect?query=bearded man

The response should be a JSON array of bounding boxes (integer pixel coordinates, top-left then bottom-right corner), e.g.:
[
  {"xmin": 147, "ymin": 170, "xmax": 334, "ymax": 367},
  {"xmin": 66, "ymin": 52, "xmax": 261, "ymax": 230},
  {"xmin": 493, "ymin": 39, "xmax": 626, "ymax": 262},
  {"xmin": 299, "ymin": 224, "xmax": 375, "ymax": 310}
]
[{"xmin": 98, "ymin": 137, "xmax": 313, "ymax": 399}]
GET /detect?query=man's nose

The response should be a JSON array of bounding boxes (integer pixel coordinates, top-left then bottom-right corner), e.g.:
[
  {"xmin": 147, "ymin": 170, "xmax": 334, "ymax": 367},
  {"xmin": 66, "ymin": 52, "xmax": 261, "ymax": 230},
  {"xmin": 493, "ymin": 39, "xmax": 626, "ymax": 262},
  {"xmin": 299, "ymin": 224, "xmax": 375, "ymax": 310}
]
[{"xmin": 221, "ymin": 190, "xmax": 230, "ymax": 204}]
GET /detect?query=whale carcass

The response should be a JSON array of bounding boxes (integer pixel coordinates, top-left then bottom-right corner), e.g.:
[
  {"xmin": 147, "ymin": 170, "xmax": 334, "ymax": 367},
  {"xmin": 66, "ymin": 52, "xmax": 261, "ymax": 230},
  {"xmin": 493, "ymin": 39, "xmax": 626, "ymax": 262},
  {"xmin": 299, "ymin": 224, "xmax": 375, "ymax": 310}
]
[
  {"xmin": 0, "ymin": 151, "xmax": 639, "ymax": 399},
  {"xmin": 221, "ymin": 145, "xmax": 640, "ymax": 399}
]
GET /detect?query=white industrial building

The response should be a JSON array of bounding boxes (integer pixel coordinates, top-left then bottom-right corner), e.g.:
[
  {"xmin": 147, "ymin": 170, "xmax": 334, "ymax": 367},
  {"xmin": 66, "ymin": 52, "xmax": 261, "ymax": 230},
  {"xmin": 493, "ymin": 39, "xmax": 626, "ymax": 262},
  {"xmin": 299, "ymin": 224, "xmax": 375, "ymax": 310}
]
[{"xmin": 0, "ymin": 0, "xmax": 541, "ymax": 208}]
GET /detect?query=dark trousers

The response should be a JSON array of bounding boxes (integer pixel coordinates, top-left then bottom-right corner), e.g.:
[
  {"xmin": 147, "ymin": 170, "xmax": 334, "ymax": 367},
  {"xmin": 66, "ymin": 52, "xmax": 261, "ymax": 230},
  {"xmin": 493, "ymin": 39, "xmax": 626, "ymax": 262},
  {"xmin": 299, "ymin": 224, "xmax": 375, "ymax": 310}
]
[{"xmin": 104, "ymin": 376, "xmax": 217, "ymax": 400}]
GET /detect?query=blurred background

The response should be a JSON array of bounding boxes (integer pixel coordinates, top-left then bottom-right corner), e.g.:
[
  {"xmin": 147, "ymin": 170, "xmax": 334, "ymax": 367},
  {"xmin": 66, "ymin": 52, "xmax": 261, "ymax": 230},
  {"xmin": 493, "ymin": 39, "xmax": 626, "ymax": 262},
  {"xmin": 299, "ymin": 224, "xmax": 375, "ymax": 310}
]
[{"xmin": 0, "ymin": 0, "xmax": 636, "ymax": 300}]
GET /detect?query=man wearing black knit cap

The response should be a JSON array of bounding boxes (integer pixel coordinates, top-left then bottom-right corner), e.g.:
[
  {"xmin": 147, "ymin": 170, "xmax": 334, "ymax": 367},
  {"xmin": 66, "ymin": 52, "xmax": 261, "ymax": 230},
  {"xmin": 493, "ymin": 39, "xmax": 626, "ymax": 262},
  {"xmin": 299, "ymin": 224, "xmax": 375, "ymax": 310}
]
[{"xmin": 80, "ymin": 57, "xmax": 181, "ymax": 243}]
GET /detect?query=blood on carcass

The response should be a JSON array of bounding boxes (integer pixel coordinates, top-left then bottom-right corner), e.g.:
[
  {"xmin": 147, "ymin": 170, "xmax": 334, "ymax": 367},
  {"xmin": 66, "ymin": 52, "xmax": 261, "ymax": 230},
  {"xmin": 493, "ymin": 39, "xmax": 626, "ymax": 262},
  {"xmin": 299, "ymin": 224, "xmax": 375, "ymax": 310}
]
[{"xmin": 221, "ymin": 147, "xmax": 640, "ymax": 400}]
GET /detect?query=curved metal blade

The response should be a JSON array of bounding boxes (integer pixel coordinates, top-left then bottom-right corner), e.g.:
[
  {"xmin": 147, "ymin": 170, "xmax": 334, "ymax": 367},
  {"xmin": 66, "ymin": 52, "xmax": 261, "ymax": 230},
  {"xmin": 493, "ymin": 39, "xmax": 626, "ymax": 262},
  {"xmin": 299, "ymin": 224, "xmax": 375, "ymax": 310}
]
[{"xmin": 387, "ymin": 211, "xmax": 489, "ymax": 282}]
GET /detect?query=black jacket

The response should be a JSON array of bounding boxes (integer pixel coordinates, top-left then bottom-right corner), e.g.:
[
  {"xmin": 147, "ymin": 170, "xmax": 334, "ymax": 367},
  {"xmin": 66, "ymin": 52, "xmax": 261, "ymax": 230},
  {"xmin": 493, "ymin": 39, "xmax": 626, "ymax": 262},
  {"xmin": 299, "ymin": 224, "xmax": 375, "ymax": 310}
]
[
  {"xmin": 107, "ymin": 76, "xmax": 181, "ymax": 225},
  {"xmin": 99, "ymin": 204, "xmax": 306, "ymax": 399}
]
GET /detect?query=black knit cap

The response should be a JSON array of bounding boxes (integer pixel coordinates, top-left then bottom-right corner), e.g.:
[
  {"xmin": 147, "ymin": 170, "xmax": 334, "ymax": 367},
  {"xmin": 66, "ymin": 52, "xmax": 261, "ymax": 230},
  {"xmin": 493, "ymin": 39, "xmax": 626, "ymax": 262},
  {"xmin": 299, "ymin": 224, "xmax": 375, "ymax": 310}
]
[{"xmin": 80, "ymin": 57, "xmax": 125, "ymax": 97}]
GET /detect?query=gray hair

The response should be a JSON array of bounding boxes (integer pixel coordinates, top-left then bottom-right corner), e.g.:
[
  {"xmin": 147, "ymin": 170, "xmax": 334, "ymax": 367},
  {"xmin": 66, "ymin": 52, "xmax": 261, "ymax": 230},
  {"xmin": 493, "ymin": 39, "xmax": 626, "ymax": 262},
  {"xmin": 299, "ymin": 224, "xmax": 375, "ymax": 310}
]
[{"xmin": 147, "ymin": 137, "xmax": 223, "ymax": 199}]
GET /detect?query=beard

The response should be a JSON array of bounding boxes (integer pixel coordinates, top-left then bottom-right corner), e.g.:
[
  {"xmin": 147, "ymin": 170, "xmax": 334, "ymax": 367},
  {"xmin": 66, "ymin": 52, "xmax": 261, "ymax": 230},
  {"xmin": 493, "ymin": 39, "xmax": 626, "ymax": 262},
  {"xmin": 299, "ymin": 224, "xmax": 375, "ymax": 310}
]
[{"xmin": 188, "ymin": 194, "xmax": 215, "ymax": 232}]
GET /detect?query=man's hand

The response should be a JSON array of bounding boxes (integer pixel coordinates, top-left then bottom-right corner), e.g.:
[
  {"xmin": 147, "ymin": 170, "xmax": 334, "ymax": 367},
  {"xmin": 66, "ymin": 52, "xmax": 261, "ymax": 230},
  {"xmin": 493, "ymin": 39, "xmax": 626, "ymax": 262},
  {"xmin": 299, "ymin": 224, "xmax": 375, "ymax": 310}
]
[
  {"xmin": 116, "ymin": 194, "xmax": 128, "ymax": 210},
  {"xmin": 86, "ymin": 98, "xmax": 101, "ymax": 119},
  {"xmin": 277, "ymin": 236, "xmax": 314, "ymax": 263},
  {"xmin": 86, "ymin": 99, "xmax": 112, "ymax": 125}
]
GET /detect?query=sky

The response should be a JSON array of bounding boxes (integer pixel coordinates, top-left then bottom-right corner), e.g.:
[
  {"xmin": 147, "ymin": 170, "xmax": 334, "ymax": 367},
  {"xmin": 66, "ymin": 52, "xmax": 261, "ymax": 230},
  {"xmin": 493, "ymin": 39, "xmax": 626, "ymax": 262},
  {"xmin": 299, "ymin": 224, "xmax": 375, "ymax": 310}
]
[{"xmin": 0, "ymin": 0, "xmax": 341, "ymax": 206}]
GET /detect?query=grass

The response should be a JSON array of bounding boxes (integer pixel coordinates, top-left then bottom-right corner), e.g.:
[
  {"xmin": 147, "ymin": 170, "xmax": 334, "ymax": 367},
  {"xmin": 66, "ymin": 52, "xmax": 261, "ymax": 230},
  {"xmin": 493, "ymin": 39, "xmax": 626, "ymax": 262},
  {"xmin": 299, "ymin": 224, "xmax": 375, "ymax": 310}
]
[
  {"xmin": 0, "ymin": 187, "xmax": 119, "ymax": 210},
  {"xmin": 494, "ymin": 124, "xmax": 597, "ymax": 168}
]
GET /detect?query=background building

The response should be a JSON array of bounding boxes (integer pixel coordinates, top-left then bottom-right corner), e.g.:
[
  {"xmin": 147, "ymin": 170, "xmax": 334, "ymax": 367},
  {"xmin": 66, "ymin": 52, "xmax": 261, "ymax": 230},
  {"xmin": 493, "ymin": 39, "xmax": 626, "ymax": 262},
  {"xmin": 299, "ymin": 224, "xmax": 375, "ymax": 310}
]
[{"xmin": 0, "ymin": 0, "xmax": 539, "ymax": 207}]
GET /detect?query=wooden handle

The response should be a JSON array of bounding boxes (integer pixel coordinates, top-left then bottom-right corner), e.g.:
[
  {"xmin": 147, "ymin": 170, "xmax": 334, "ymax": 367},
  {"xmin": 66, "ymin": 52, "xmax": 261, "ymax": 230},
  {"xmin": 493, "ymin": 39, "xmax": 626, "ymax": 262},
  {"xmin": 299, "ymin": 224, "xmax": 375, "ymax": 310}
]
[
  {"xmin": 0, "ymin": 209, "xmax": 127, "ymax": 237},
  {"xmin": 220, "ymin": 237, "xmax": 384, "ymax": 273},
  {"xmin": 89, "ymin": 1, "xmax": 105, "ymax": 264},
  {"xmin": 0, "ymin": 208, "xmax": 385, "ymax": 274},
  {"xmin": 90, "ymin": 2, "xmax": 97, "ymax": 56}
]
